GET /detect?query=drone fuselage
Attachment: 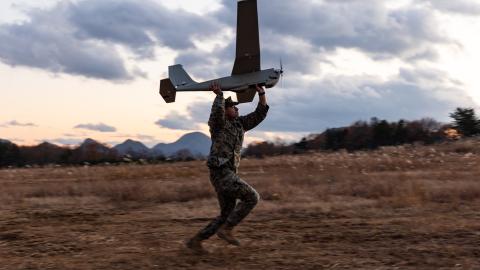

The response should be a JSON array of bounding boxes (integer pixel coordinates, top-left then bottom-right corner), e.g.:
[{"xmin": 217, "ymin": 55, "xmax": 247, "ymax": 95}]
[{"xmin": 176, "ymin": 68, "xmax": 281, "ymax": 92}]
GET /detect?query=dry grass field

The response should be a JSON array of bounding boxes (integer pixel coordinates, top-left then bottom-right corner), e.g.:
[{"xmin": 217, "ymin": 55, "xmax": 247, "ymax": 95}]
[{"xmin": 1, "ymin": 139, "xmax": 480, "ymax": 269}]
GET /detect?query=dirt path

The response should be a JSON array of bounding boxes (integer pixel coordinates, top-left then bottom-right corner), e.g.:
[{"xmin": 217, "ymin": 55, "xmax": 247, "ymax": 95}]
[{"xmin": 1, "ymin": 199, "xmax": 479, "ymax": 270}]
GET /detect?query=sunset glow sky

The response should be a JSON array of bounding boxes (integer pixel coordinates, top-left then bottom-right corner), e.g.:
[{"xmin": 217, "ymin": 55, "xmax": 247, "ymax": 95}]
[{"xmin": 1, "ymin": 0, "xmax": 480, "ymax": 147}]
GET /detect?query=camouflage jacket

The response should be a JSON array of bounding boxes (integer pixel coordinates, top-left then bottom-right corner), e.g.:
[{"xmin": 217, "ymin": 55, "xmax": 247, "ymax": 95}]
[{"xmin": 207, "ymin": 93, "xmax": 269, "ymax": 170}]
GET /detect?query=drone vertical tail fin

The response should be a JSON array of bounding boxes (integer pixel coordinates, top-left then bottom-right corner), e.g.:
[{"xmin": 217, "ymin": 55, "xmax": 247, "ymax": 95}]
[
  {"xmin": 232, "ymin": 0, "xmax": 260, "ymax": 75},
  {"xmin": 168, "ymin": 64, "xmax": 196, "ymax": 87},
  {"xmin": 160, "ymin": 78, "xmax": 176, "ymax": 103}
]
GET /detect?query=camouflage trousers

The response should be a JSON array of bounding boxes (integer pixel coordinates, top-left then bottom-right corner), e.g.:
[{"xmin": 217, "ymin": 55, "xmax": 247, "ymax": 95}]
[{"xmin": 196, "ymin": 167, "xmax": 260, "ymax": 240}]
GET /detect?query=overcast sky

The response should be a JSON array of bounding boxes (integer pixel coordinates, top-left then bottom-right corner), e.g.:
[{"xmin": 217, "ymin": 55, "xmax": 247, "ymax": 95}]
[{"xmin": 1, "ymin": 0, "xmax": 479, "ymax": 147}]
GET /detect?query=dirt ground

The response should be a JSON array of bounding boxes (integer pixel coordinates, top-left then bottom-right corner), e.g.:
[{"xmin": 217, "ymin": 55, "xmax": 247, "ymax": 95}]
[{"xmin": 1, "ymin": 140, "xmax": 479, "ymax": 269}]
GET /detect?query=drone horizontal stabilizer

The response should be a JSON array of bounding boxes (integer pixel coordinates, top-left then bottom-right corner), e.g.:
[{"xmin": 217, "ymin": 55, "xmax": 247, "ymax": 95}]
[
  {"xmin": 236, "ymin": 87, "xmax": 256, "ymax": 103},
  {"xmin": 160, "ymin": 78, "xmax": 176, "ymax": 103}
]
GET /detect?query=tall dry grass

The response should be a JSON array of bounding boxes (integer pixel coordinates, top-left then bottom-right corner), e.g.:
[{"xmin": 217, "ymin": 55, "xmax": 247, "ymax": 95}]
[
  {"xmin": 0, "ymin": 138, "xmax": 479, "ymax": 209},
  {"xmin": 0, "ymin": 163, "xmax": 212, "ymax": 205}
]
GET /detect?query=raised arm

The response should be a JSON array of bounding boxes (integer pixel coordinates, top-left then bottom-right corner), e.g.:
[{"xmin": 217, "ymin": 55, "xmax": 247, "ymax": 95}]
[
  {"xmin": 208, "ymin": 82, "xmax": 225, "ymax": 132},
  {"xmin": 258, "ymin": 85, "xmax": 267, "ymax": 106},
  {"xmin": 239, "ymin": 85, "xmax": 269, "ymax": 131}
]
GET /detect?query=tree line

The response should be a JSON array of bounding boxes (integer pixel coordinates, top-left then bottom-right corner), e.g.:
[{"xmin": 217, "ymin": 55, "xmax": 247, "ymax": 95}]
[{"xmin": 244, "ymin": 107, "xmax": 480, "ymax": 158}]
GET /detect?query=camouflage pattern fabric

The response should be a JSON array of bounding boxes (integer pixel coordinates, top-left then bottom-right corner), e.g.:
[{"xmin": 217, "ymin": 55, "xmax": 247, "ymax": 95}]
[
  {"xmin": 196, "ymin": 93, "xmax": 268, "ymax": 240},
  {"xmin": 197, "ymin": 167, "xmax": 260, "ymax": 240},
  {"xmin": 207, "ymin": 92, "xmax": 269, "ymax": 171}
]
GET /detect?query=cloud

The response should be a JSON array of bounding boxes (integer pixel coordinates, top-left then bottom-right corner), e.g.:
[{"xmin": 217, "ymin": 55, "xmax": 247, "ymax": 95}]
[
  {"xmin": 268, "ymin": 71, "xmax": 473, "ymax": 132},
  {"xmin": 45, "ymin": 138, "xmax": 84, "ymax": 146},
  {"xmin": 70, "ymin": 0, "xmax": 221, "ymax": 56},
  {"xmin": 74, "ymin": 123, "xmax": 117, "ymax": 132},
  {"xmin": 222, "ymin": 0, "xmax": 448, "ymax": 56},
  {"xmin": 135, "ymin": 134, "xmax": 157, "ymax": 141},
  {"xmin": 174, "ymin": 46, "xmax": 234, "ymax": 80},
  {"xmin": 111, "ymin": 133, "xmax": 159, "ymax": 143},
  {"xmin": 112, "ymin": 133, "xmax": 157, "ymax": 141},
  {"xmin": 184, "ymin": 67, "xmax": 475, "ymax": 133},
  {"xmin": 419, "ymin": 0, "xmax": 480, "ymax": 15},
  {"xmin": 175, "ymin": 32, "xmax": 327, "ymax": 81},
  {"xmin": 155, "ymin": 111, "xmax": 201, "ymax": 130},
  {"xmin": 0, "ymin": 120, "xmax": 36, "ymax": 127},
  {"xmin": 0, "ymin": 0, "xmax": 457, "ymax": 81},
  {"xmin": 63, "ymin": 133, "xmax": 86, "ymax": 137},
  {"xmin": 0, "ymin": 2, "xmax": 131, "ymax": 80},
  {"xmin": 164, "ymin": 0, "xmax": 475, "ymax": 137},
  {"xmin": 0, "ymin": 0, "xmax": 222, "ymax": 80},
  {"xmin": 173, "ymin": 0, "xmax": 452, "ymax": 82},
  {"xmin": 0, "ymin": 0, "xmax": 476, "ymax": 141}
]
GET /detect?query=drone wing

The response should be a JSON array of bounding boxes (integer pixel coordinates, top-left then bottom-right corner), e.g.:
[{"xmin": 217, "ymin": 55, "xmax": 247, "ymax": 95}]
[{"xmin": 231, "ymin": 0, "xmax": 260, "ymax": 76}]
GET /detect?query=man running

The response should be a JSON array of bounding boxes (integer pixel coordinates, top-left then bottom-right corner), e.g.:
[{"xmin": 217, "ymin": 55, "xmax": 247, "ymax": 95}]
[{"xmin": 187, "ymin": 83, "xmax": 269, "ymax": 253}]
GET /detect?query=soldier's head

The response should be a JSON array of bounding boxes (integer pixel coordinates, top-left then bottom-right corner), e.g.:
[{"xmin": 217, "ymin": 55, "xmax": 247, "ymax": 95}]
[{"xmin": 225, "ymin": 97, "xmax": 239, "ymax": 119}]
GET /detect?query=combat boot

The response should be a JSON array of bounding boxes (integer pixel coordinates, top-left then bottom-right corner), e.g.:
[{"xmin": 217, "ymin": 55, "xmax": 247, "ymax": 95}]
[
  {"xmin": 217, "ymin": 225, "xmax": 240, "ymax": 246},
  {"xmin": 186, "ymin": 235, "xmax": 208, "ymax": 254}
]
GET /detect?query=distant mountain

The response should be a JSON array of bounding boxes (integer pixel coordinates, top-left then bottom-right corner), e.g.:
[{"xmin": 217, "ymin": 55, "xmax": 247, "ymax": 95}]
[
  {"xmin": 19, "ymin": 142, "xmax": 66, "ymax": 165},
  {"xmin": 33, "ymin": 142, "xmax": 64, "ymax": 152},
  {"xmin": 67, "ymin": 138, "xmax": 118, "ymax": 163},
  {"xmin": 0, "ymin": 139, "xmax": 12, "ymax": 144},
  {"xmin": 113, "ymin": 139, "xmax": 151, "ymax": 158},
  {"xmin": 78, "ymin": 138, "xmax": 112, "ymax": 154},
  {"xmin": 37, "ymin": 141, "xmax": 61, "ymax": 148},
  {"xmin": 152, "ymin": 132, "xmax": 210, "ymax": 157}
]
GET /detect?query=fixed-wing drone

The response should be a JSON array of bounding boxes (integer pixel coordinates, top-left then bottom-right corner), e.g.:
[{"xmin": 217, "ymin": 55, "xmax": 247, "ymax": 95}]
[{"xmin": 159, "ymin": 0, "xmax": 283, "ymax": 104}]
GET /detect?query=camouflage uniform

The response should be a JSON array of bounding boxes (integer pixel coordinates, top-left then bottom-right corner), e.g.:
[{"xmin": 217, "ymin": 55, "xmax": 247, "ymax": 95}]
[{"xmin": 197, "ymin": 92, "xmax": 269, "ymax": 240}]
